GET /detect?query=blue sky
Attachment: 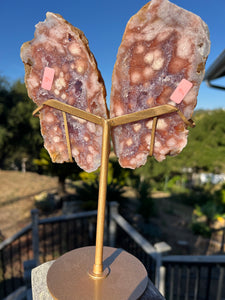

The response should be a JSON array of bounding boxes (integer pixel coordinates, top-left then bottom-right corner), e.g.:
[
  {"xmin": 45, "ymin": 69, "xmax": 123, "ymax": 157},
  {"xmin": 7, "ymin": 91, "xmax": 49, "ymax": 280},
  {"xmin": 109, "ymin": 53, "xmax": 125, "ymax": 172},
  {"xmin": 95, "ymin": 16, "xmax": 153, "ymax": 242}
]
[{"xmin": 0, "ymin": 0, "xmax": 224, "ymax": 110}]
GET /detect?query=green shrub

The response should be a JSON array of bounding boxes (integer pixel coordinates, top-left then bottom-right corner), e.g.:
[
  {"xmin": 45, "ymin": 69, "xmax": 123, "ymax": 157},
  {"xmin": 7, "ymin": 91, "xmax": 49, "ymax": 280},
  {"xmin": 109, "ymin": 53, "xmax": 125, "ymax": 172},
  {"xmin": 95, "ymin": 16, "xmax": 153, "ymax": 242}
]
[
  {"xmin": 75, "ymin": 181, "xmax": 99, "ymax": 210},
  {"xmin": 191, "ymin": 199, "xmax": 224, "ymax": 238},
  {"xmin": 34, "ymin": 192, "xmax": 55, "ymax": 213},
  {"xmin": 137, "ymin": 180, "xmax": 156, "ymax": 222},
  {"xmin": 201, "ymin": 201, "xmax": 223, "ymax": 223},
  {"xmin": 167, "ymin": 175, "xmax": 182, "ymax": 189},
  {"xmin": 214, "ymin": 184, "xmax": 225, "ymax": 211},
  {"xmin": 191, "ymin": 222, "xmax": 211, "ymax": 238},
  {"xmin": 175, "ymin": 187, "xmax": 212, "ymax": 207},
  {"xmin": 75, "ymin": 179, "xmax": 126, "ymax": 211}
]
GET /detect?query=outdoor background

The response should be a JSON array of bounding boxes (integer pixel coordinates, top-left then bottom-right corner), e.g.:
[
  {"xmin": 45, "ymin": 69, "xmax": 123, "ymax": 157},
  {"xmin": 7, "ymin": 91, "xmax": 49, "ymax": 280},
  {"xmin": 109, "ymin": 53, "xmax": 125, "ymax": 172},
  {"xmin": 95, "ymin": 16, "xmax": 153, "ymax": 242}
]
[
  {"xmin": 0, "ymin": 0, "xmax": 225, "ymax": 109},
  {"xmin": 0, "ymin": 0, "xmax": 225, "ymax": 257}
]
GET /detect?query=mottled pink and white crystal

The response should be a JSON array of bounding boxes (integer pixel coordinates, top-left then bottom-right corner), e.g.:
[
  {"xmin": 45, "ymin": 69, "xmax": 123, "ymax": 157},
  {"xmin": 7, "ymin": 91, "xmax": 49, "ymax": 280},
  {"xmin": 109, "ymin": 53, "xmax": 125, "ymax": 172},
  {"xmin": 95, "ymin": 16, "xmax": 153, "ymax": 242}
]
[
  {"xmin": 110, "ymin": 0, "xmax": 210, "ymax": 169},
  {"xmin": 21, "ymin": 12, "xmax": 108, "ymax": 172}
]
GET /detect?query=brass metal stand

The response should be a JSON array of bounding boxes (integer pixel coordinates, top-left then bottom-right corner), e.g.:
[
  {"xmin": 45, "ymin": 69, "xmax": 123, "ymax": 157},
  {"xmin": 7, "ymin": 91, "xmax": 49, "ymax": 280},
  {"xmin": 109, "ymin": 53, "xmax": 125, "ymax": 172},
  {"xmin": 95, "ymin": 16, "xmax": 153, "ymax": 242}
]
[
  {"xmin": 37, "ymin": 100, "xmax": 194, "ymax": 299},
  {"xmin": 92, "ymin": 120, "xmax": 110, "ymax": 277},
  {"xmin": 47, "ymin": 246, "xmax": 148, "ymax": 300}
]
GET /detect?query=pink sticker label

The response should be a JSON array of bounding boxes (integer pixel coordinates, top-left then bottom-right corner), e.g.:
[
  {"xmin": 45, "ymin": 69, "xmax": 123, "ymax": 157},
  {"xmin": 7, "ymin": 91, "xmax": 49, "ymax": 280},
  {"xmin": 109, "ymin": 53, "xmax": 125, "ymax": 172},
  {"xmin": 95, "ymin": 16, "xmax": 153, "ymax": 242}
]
[
  {"xmin": 41, "ymin": 67, "xmax": 55, "ymax": 91},
  {"xmin": 170, "ymin": 79, "xmax": 193, "ymax": 104}
]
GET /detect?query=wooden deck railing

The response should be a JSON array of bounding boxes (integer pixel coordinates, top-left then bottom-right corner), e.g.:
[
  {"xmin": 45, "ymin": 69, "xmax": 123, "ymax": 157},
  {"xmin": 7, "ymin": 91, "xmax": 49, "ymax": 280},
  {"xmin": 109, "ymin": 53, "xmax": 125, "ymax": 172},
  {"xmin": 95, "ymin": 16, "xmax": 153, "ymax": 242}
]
[
  {"xmin": 0, "ymin": 224, "xmax": 32, "ymax": 299},
  {"xmin": 1, "ymin": 202, "xmax": 225, "ymax": 300},
  {"xmin": 161, "ymin": 255, "xmax": 225, "ymax": 300},
  {"xmin": 0, "ymin": 209, "xmax": 97, "ymax": 299}
]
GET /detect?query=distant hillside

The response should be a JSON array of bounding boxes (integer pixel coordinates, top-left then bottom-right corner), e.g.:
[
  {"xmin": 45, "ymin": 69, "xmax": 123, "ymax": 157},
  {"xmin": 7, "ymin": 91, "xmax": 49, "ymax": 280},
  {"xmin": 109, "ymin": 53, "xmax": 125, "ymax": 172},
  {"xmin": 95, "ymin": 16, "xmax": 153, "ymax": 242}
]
[
  {"xmin": 135, "ymin": 109, "xmax": 225, "ymax": 181},
  {"xmin": 183, "ymin": 109, "xmax": 225, "ymax": 173}
]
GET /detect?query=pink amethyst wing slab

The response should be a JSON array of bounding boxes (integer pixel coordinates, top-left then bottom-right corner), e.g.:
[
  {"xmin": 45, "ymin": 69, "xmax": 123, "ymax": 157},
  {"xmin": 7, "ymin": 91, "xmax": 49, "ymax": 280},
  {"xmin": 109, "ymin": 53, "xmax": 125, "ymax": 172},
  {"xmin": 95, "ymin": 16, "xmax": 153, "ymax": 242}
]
[
  {"xmin": 21, "ymin": 12, "xmax": 108, "ymax": 172},
  {"xmin": 110, "ymin": 0, "xmax": 210, "ymax": 169}
]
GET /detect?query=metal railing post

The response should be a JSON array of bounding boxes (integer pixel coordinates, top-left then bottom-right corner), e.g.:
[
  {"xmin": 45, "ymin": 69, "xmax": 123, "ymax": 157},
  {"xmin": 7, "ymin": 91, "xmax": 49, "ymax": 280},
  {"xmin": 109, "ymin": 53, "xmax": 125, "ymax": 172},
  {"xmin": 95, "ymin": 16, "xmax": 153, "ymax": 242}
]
[
  {"xmin": 31, "ymin": 209, "xmax": 40, "ymax": 265},
  {"xmin": 154, "ymin": 242, "xmax": 172, "ymax": 293},
  {"xmin": 154, "ymin": 253, "xmax": 162, "ymax": 291}
]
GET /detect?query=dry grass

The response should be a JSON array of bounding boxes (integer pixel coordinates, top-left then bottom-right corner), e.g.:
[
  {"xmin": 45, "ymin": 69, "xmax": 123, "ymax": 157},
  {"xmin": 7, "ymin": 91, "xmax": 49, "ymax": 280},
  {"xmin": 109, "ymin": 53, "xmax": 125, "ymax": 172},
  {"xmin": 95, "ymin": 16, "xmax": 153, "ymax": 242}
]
[
  {"xmin": 151, "ymin": 196, "xmax": 204, "ymax": 254},
  {"xmin": 0, "ymin": 171, "xmax": 58, "ymax": 239},
  {"xmin": 0, "ymin": 171, "xmax": 209, "ymax": 255}
]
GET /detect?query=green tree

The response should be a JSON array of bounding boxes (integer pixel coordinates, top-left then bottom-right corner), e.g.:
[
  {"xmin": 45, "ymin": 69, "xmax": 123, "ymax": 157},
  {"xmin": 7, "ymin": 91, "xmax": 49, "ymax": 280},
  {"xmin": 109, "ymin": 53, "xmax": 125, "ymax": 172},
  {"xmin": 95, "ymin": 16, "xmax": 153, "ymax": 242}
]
[
  {"xmin": 0, "ymin": 77, "xmax": 42, "ymax": 169},
  {"xmin": 177, "ymin": 110, "xmax": 225, "ymax": 173},
  {"xmin": 136, "ymin": 180, "xmax": 155, "ymax": 222},
  {"xmin": 134, "ymin": 109, "xmax": 225, "ymax": 190}
]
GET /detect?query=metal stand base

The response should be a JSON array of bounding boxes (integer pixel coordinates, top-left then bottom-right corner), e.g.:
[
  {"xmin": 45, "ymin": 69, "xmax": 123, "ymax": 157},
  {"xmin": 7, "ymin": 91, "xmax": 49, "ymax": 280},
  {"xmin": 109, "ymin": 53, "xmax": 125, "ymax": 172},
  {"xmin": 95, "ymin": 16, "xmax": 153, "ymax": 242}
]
[{"xmin": 47, "ymin": 246, "xmax": 148, "ymax": 300}]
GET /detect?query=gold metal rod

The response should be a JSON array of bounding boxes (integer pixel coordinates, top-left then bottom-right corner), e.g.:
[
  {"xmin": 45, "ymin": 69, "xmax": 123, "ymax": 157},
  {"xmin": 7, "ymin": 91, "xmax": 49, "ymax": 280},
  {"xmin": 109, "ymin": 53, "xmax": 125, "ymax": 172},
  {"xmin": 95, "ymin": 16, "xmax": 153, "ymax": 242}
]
[
  {"xmin": 108, "ymin": 104, "xmax": 178, "ymax": 127},
  {"xmin": 62, "ymin": 111, "xmax": 73, "ymax": 162},
  {"xmin": 176, "ymin": 109, "xmax": 195, "ymax": 128},
  {"xmin": 149, "ymin": 117, "xmax": 158, "ymax": 157},
  {"xmin": 33, "ymin": 99, "xmax": 104, "ymax": 126},
  {"xmin": 92, "ymin": 119, "xmax": 110, "ymax": 276}
]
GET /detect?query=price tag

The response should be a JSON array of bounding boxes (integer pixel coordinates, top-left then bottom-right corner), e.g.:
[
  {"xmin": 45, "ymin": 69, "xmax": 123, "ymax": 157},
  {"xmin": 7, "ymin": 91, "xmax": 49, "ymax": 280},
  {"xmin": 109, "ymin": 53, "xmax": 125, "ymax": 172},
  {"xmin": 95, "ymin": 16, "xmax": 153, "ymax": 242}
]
[
  {"xmin": 41, "ymin": 67, "xmax": 55, "ymax": 91},
  {"xmin": 170, "ymin": 79, "xmax": 193, "ymax": 104}
]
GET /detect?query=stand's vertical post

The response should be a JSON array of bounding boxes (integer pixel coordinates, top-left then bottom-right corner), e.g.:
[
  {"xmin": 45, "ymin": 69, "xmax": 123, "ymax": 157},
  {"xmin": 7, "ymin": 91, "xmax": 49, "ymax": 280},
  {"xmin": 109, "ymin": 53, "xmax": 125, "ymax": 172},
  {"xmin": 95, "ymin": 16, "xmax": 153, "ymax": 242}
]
[{"xmin": 92, "ymin": 119, "xmax": 110, "ymax": 276}]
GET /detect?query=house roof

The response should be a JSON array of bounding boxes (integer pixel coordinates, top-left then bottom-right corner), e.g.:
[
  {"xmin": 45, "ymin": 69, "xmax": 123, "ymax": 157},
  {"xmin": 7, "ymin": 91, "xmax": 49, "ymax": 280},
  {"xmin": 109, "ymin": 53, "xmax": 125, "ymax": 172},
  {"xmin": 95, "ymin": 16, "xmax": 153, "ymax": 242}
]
[{"xmin": 204, "ymin": 49, "xmax": 225, "ymax": 90}]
